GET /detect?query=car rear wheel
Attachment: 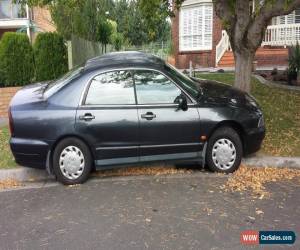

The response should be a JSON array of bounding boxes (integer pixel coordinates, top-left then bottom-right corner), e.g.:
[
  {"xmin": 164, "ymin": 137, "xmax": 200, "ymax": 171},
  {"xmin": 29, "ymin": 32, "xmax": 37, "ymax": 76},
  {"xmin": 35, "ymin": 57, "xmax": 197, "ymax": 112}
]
[
  {"xmin": 206, "ymin": 127, "xmax": 242, "ymax": 173},
  {"xmin": 53, "ymin": 138, "xmax": 92, "ymax": 185}
]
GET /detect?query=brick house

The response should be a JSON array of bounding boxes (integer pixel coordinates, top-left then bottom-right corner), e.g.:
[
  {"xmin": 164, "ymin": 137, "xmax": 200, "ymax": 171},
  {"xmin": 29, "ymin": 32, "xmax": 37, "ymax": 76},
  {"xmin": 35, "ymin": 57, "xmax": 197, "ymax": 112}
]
[
  {"xmin": 0, "ymin": 0, "xmax": 55, "ymax": 42},
  {"xmin": 172, "ymin": 0, "xmax": 300, "ymax": 69}
]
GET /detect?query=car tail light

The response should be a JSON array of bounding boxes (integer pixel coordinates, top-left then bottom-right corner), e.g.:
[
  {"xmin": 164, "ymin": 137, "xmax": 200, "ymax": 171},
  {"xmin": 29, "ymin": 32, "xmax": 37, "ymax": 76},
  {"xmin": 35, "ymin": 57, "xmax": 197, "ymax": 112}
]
[{"xmin": 8, "ymin": 107, "xmax": 14, "ymax": 136}]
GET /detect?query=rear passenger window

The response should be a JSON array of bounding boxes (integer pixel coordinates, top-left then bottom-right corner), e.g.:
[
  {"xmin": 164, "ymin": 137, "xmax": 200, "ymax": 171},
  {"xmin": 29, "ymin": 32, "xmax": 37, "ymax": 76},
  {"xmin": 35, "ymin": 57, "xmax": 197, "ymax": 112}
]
[{"xmin": 85, "ymin": 71, "xmax": 135, "ymax": 105}]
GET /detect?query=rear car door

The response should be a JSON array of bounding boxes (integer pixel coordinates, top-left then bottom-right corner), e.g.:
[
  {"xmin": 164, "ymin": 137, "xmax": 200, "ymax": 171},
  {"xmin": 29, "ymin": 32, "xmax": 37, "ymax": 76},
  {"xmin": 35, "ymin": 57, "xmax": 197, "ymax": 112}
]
[
  {"xmin": 133, "ymin": 69, "xmax": 202, "ymax": 162},
  {"xmin": 75, "ymin": 70, "xmax": 139, "ymax": 167}
]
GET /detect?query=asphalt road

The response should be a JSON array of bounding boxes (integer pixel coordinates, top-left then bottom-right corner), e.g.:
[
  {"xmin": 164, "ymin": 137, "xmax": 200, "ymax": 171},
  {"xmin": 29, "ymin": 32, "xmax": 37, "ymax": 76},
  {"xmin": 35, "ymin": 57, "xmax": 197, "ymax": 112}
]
[{"xmin": 0, "ymin": 173, "xmax": 299, "ymax": 250}]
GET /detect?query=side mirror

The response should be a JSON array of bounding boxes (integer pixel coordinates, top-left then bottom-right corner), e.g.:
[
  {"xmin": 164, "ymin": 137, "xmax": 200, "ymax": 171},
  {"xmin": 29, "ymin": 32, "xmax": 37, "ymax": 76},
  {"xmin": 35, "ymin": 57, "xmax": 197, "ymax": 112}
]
[{"xmin": 175, "ymin": 93, "xmax": 188, "ymax": 111}]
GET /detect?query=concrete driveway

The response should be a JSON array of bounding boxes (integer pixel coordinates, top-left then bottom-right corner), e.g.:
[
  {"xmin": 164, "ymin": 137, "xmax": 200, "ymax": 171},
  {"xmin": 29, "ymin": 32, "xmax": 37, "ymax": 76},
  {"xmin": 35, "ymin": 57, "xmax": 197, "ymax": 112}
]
[{"xmin": 0, "ymin": 173, "xmax": 299, "ymax": 250}]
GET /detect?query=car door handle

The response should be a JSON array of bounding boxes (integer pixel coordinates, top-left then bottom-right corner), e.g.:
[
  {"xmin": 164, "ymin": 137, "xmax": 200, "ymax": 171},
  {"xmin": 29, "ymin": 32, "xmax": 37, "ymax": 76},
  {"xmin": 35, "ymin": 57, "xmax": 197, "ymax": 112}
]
[
  {"xmin": 141, "ymin": 112, "xmax": 156, "ymax": 120},
  {"xmin": 79, "ymin": 113, "xmax": 95, "ymax": 121}
]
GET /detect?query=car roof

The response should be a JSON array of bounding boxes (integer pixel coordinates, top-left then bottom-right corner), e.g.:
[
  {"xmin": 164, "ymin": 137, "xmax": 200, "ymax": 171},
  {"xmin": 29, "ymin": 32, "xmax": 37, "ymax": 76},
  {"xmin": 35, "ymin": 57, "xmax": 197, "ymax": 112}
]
[{"xmin": 84, "ymin": 51, "xmax": 166, "ymax": 71}]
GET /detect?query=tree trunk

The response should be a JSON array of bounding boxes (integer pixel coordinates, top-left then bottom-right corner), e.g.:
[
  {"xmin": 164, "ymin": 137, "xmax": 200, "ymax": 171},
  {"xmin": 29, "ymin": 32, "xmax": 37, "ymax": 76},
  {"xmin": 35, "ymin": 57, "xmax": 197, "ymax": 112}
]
[{"xmin": 234, "ymin": 51, "xmax": 254, "ymax": 92}]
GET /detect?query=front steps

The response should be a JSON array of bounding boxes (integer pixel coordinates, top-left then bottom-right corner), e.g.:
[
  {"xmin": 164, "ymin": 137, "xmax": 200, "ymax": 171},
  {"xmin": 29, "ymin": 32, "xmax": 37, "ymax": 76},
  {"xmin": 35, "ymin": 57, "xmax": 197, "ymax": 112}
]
[{"xmin": 217, "ymin": 47, "xmax": 289, "ymax": 68}]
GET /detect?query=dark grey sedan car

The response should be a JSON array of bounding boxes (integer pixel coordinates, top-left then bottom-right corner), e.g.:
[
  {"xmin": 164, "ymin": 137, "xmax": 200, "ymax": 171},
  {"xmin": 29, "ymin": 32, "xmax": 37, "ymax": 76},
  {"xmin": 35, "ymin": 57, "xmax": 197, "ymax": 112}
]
[{"xmin": 9, "ymin": 52, "xmax": 265, "ymax": 184}]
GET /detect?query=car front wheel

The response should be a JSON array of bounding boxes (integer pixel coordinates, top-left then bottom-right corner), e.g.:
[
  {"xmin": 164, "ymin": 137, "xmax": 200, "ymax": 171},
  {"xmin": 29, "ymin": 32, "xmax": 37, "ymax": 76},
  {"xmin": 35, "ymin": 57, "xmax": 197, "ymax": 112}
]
[
  {"xmin": 206, "ymin": 127, "xmax": 242, "ymax": 173},
  {"xmin": 53, "ymin": 137, "xmax": 92, "ymax": 185}
]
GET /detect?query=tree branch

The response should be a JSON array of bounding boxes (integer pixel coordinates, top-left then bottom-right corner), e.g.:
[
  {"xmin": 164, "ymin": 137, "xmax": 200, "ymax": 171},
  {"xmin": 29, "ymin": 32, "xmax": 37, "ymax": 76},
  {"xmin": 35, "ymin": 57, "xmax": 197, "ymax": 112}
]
[{"xmin": 248, "ymin": 0, "xmax": 300, "ymax": 49}]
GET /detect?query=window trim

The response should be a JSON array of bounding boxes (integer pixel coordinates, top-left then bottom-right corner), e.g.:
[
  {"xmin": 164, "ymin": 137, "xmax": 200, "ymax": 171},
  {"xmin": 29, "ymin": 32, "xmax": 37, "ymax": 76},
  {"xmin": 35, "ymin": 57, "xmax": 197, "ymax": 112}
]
[
  {"xmin": 82, "ymin": 70, "xmax": 136, "ymax": 106},
  {"xmin": 179, "ymin": 3, "xmax": 213, "ymax": 52},
  {"xmin": 79, "ymin": 67, "xmax": 197, "ymax": 108}
]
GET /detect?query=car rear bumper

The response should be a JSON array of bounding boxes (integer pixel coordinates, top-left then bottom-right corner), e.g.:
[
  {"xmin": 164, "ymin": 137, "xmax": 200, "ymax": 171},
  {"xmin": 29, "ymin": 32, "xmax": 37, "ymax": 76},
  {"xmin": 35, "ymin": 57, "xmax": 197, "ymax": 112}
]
[
  {"xmin": 10, "ymin": 137, "xmax": 50, "ymax": 169},
  {"xmin": 243, "ymin": 127, "xmax": 266, "ymax": 155}
]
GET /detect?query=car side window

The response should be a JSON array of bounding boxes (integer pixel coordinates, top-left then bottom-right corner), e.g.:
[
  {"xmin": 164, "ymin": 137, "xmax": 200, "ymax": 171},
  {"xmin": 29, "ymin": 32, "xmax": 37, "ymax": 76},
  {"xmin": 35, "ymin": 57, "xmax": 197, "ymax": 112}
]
[
  {"xmin": 134, "ymin": 70, "xmax": 182, "ymax": 104},
  {"xmin": 85, "ymin": 70, "xmax": 135, "ymax": 105}
]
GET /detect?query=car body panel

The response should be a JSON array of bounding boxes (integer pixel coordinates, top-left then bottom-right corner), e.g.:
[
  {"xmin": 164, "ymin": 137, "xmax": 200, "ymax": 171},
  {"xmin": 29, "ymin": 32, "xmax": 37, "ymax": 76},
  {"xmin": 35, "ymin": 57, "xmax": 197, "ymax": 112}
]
[
  {"xmin": 137, "ymin": 105, "xmax": 202, "ymax": 159},
  {"xmin": 75, "ymin": 106, "xmax": 139, "ymax": 165}
]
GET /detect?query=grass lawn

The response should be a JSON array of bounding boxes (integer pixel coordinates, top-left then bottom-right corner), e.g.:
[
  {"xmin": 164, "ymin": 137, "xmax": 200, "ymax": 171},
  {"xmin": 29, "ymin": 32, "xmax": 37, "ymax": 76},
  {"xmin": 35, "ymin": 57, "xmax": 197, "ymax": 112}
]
[
  {"xmin": 197, "ymin": 73, "xmax": 300, "ymax": 157},
  {"xmin": 0, "ymin": 126, "xmax": 17, "ymax": 169}
]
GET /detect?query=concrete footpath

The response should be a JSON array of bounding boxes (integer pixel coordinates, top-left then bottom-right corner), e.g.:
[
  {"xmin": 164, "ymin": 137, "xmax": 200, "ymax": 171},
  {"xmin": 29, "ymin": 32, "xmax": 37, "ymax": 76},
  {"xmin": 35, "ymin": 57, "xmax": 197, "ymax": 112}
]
[{"xmin": 0, "ymin": 155, "xmax": 299, "ymax": 182}]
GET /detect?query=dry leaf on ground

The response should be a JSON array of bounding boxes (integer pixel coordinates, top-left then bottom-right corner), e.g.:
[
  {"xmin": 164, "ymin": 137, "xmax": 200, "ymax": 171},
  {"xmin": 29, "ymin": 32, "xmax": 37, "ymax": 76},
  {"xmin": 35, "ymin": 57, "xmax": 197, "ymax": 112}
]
[
  {"xmin": 0, "ymin": 178, "xmax": 22, "ymax": 190},
  {"xmin": 93, "ymin": 165, "xmax": 193, "ymax": 178},
  {"xmin": 221, "ymin": 165, "xmax": 300, "ymax": 198}
]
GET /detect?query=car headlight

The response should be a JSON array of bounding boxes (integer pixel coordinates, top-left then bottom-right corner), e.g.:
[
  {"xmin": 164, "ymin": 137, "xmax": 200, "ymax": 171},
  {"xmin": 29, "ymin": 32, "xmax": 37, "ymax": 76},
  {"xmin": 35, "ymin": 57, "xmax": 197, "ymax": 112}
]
[{"xmin": 245, "ymin": 94, "xmax": 258, "ymax": 108}]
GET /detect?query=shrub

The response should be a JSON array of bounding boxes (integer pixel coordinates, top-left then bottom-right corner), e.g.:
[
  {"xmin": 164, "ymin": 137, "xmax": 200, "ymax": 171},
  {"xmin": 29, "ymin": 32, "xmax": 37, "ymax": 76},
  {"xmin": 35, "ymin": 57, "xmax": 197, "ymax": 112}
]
[
  {"xmin": 271, "ymin": 68, "xmax": 278, "ymax": 76},
  {"xmin": 111, "ymin": 32, "xmax": 124, "ymax": 51},
  {"xmin": 0, "ymin": 32, "xmax": 34, "ymax": 87},
  {"xmin": 34, "ymin": 32, "xmax": 68, "ymax": 81},
  {"xmin": 288, "ymin": 43, "xmax": 300, "ymax": 85}
]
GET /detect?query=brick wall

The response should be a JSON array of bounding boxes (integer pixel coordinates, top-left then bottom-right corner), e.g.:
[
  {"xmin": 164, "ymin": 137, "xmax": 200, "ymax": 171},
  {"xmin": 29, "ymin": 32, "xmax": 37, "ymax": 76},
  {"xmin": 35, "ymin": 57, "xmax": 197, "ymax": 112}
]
[
  {"xmin": 172, "ymin": 6, "xmax": 223, "ymax": 69},
  {"xmin": 30, "ymin": 7, "xmax": 56, "ymax": 41},
  {"xmin": 32, "ymin": 7, "xmax": 56, "ymax": 33},
  {"xmin": 0, "ymin": 87, "xmax": 20, "ymax": 117}
]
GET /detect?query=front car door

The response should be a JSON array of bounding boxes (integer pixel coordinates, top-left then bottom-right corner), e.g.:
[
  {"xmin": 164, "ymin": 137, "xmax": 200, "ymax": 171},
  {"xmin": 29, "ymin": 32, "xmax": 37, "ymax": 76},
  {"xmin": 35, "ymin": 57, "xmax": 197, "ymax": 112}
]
[
  {"xmin": 133, "ymin": 69, "xmax": 202, "ymax": 162},
  {"xmin": 75, "ymin": 70, "xmax": 139, "ymax": 167}
]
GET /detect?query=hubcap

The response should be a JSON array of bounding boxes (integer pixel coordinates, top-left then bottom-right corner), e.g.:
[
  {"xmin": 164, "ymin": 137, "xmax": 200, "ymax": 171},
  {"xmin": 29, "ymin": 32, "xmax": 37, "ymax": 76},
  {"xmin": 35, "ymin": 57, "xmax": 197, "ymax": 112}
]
[
  {"xmin": 59, "ymin": 146, "xmax": 85, "ymax": 180},
  {"xmin": 212, "ymin": 138, "xmax": 236, "ymax": 170}
]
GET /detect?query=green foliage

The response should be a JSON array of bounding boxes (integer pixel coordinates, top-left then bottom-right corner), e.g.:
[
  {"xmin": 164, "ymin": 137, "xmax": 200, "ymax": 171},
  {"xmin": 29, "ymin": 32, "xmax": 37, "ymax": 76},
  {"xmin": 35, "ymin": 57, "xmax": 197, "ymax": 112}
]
[
  {"xmin": 289, "ymin": 43, "xmax": 300, "ymax": 72},
  {"xmin": 0, "ymin": 126, "xmax": 17, "ymax": 169},
  {"xmin": 48, "ymin": 0, "xmax": 170, "ymax": 46},
  {"xmin": 114, "ymin": 0, "xmax": 148, "ymax": 46},
  {"xmin": 111, "ymin": 32, "xmax": 124, "ymax": 51},
  {"xmin": 288, "ymin": 43, "xmax": 300, "ymax": 83},
  {"xmin": 49, "ymin": 0, "xmax": 78, "ymax": 40},
  {"xmin": 33, "ymin": 32, "xmax": 68, "ymax": 81},
  {"xmin": 137, "ymin": 0, "xmax": 171, "ymax": 43},
  {"xmin": 0, "ymin": 32, "xmax": 34, "ymax": 87},
  {"xmin": 97, "ymin": 19, "xmax": 113, "ymax": 47}
]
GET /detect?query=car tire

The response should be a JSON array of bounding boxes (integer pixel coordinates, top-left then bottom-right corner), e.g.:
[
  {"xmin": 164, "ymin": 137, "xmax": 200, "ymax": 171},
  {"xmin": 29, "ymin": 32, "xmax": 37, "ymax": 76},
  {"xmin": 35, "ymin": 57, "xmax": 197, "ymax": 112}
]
[
  {"xmin": 206, "ymin": 126, "xmax": 242, "ymax": 173},
  {"xmin": 52, "ymin": 137, "xmax": 92, "ymax": 185}
]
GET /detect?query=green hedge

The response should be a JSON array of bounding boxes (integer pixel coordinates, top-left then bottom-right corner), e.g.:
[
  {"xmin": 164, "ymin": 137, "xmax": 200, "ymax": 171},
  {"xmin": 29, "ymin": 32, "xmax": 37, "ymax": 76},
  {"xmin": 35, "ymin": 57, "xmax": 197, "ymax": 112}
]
[
  {"xmin": 0, "ymin": 32, "xmax": 34, "ymax": 87},
  {"xmin": 34, "ymin": 32, "xmax": 68, "ymax": 81}
]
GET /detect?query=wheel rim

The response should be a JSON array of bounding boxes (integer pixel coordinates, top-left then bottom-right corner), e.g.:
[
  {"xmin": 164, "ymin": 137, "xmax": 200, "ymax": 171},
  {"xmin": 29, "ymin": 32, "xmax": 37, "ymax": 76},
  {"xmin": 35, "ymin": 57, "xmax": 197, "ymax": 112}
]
[
  {"xmin": 59, "ymin": 146, "xmax": 85, "ymax": 180},
  {"xmin": 212, "ymin": 138, "xmax": 236, "ymax": 170}
]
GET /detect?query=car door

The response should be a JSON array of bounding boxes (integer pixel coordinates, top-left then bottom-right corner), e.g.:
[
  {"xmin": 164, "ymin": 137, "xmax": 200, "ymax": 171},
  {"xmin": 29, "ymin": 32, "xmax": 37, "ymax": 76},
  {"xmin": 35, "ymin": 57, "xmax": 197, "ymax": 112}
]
[
  {"xmin": 75, "ymin": 70, "xmax": 139, "ymax": 167},
  {"xmin": 133, "ymin": 69, "xmax": 202, "ymax": 162}
]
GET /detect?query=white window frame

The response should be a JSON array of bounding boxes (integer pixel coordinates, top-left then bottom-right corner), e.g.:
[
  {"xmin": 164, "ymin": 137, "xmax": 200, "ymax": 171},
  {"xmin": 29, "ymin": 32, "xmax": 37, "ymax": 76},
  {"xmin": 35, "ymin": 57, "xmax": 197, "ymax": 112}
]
[{"xmin": 179, "ymin": 3, "xmax": 213, "ymax": 52}]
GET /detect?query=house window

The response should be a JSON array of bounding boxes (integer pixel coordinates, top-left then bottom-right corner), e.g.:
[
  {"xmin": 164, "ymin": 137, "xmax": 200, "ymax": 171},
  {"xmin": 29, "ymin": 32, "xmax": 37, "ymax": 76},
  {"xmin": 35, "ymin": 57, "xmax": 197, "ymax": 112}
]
[
  {"xmin": 0, "ymin": 0, "xmax": 27, "ymax": 19},
  {"xmin": 179, "ymin": 3, "xmax": 213, "ymax": 51}
]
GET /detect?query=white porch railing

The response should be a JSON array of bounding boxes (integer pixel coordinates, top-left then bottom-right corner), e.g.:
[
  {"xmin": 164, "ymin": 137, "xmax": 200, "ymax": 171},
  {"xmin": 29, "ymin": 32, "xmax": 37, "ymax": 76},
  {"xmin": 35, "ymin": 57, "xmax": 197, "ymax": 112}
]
[
  {"xmin": 215, "ymin": 30, "xmax": 231, "ymax": 66},
  {"xmin": 262, "ymin": 23, "xmax": 300, "ymax": 46}
]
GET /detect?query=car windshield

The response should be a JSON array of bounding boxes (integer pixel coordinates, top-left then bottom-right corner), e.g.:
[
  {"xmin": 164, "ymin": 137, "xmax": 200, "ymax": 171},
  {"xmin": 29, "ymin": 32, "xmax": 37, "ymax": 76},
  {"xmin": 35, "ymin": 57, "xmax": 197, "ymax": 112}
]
[
  {"xmin": 44, "ymin": 67, "xmax": 83, "ymax": 98},
  {"xmin": 165, "ymin": 63, "xmax": 200, "ymax": 99}
]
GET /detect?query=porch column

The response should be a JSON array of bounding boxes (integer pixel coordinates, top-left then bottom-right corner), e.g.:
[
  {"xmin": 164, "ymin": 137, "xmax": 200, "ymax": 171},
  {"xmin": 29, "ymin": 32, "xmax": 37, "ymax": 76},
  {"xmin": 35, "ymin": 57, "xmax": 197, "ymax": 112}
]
[
  {"xmin": 25, "ymin": 5, "xmax": 31, "ymax": 41},
  {"xmin": 26, "ymin": 26, "xmax": 31, "ymax": 41}
]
